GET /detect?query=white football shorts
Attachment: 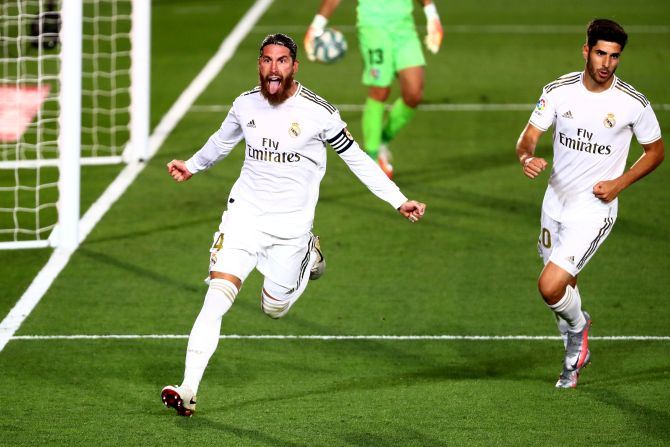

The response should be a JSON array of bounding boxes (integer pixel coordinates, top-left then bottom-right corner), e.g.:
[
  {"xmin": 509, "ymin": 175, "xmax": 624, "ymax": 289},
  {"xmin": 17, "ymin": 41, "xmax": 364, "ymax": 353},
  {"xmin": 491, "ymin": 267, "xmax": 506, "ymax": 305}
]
[
  {"xmin": 538, "ymin": 210, "xmax": 615, "ymax": 277},
  {"xmin": 208, "ymin": 211, "xmax": 313, "ymax": 290}
]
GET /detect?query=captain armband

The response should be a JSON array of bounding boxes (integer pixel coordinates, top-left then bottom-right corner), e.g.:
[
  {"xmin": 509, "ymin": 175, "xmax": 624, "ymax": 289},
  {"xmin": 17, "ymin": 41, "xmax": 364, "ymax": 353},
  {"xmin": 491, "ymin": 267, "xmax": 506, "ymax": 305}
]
[{"xmin": 327, "ymin": 128, "xmax": 354, "ymax": 154}]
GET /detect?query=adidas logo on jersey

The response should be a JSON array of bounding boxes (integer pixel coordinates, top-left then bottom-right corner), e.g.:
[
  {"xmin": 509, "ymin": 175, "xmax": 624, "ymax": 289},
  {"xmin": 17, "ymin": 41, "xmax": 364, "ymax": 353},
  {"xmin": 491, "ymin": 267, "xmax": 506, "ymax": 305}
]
[
  {"xmin": 246, "ymin": 120, "xmax": 256, "ymax": 128},
  {"xmin": 562, "ymin": 110, "xmax": 574, "ymax": 119}
]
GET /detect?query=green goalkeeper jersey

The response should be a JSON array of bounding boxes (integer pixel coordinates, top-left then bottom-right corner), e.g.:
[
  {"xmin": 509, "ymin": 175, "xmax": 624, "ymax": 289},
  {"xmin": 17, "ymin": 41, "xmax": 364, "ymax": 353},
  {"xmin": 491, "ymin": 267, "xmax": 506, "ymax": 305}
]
[{"xmin": 357, "ymin": 0, "xmax": 416, "ymax": 27}]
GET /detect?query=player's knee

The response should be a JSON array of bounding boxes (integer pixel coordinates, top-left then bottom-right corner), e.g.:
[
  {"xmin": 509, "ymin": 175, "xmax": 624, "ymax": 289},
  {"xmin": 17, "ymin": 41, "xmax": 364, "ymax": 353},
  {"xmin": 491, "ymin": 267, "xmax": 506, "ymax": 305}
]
[
  {"xmin": 402, "ymin": 89, "xmax": 423, "ymax": 108},
  {"xmin": 368, "ymin": 86, "xmax": 391, "ymax": 103},
  {"xmin": 537, "ymin": 276, "xmax": 566, "ymax": 304},
  {"xmin": 260, "ymin": 288, "xmax": 289, "ymax": 319}
]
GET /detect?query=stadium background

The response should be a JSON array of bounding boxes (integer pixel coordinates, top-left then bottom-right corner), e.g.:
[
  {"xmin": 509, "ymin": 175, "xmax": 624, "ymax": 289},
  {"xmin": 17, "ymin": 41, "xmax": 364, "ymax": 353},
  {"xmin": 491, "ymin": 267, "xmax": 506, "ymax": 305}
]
[{"xmin": 1, "ymin": 0, "xmax": 669, "ymax": 445}]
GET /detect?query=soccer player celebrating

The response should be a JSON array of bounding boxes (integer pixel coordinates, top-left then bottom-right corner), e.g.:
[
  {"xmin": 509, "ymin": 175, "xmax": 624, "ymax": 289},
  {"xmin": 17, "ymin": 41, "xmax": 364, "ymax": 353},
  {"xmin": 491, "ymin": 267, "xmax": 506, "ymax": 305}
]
[
  {"xmin": 304, "ymin": 0, "xmax": 443, "ymax": 178},
  {"xmin": 516, "ymin": 19, "xmax": 664, "ymax": 388},
  {"xmin": 161, "ymin": 34, "xmax": 426, "ymax": 416}
]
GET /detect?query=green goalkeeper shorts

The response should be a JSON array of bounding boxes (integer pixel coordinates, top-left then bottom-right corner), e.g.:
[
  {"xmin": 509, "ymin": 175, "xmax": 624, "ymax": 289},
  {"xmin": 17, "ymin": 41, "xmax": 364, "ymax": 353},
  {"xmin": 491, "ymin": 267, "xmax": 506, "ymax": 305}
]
[{"xmin": 358, "ymin": 23, "xmax": 425, "ymax": 87}]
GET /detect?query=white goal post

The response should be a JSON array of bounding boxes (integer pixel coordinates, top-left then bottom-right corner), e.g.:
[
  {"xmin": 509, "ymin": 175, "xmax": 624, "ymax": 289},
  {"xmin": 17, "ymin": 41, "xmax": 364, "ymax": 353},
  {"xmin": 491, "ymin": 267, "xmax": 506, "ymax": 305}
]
[{"xmin": 0, "ymin": 0, "xmax": 150, "ymax": 250}]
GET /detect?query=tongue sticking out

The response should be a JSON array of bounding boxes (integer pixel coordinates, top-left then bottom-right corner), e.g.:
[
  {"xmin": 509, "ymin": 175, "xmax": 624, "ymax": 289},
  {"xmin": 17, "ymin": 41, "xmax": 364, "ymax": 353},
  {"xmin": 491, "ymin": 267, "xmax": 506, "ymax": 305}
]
[{"xmin": 268, "ymin": 79, "xmax": 281, "ymax": 95}]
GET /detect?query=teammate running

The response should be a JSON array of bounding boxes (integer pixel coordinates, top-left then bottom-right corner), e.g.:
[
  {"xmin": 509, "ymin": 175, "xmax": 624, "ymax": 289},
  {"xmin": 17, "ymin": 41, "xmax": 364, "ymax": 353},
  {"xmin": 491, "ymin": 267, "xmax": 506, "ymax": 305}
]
[{"xmin": 515, "ymin": 19, "xmax": 664, "ymax": 388}]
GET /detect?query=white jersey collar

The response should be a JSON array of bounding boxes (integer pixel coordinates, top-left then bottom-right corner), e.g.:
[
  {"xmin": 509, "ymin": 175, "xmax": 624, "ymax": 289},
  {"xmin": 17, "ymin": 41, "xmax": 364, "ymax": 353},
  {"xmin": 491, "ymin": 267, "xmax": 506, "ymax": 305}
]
[{"xmin": 580, "ymin": 71, "xmax": 617, "ymax": 95}]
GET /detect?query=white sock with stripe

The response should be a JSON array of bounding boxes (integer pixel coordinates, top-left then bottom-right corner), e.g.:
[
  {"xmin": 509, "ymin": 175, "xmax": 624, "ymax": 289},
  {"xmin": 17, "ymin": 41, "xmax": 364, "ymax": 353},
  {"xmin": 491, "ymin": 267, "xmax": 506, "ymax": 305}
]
[
  {"xmin": 548, "ymin": 285, "xmax": 586, "ymax": 333},
  {"xmin": 182, "ymin": 278, "xmax": 238, "ymax": 395}
]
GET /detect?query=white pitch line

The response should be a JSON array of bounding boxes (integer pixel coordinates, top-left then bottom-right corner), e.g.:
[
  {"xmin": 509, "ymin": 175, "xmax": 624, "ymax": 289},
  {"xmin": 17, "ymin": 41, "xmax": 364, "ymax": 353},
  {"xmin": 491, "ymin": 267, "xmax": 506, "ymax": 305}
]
[
  {"xmin": 9, "ymin": 334, "xmax": 670, "ymax": 341},
  {"xmin": 0, "ymin": 0, "xmax": 276, "ymax": 354},
  {"xmin": 190, "ymin": 103, "xmax": 670, "ymax": 113}
]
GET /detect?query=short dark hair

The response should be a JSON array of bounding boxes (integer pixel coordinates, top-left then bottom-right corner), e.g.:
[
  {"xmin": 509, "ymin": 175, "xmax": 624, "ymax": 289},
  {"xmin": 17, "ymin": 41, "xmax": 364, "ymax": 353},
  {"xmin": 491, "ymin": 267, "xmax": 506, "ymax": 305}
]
[
  {"xmin": 259, "ymin": 33, "xmax": 298, "ymax": 60},
  {"xmin": 586, "ymin": 19, "xmax": 628, "ymax": 50}
]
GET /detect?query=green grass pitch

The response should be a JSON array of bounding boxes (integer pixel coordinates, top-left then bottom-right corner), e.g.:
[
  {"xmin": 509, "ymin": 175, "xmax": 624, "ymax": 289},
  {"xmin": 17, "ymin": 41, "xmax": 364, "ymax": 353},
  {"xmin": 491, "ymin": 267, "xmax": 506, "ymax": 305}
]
[{"xmin": 1, "ymin": 0, "xmax": 669, "ymax": 445}]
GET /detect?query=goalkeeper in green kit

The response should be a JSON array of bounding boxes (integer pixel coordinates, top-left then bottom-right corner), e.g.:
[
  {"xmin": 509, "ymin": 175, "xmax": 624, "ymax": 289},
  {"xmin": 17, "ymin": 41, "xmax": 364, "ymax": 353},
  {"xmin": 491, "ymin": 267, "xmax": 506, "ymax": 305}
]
[{"xmin": 305, "ymin": 0, "xmax": 443, "ymax": 178}]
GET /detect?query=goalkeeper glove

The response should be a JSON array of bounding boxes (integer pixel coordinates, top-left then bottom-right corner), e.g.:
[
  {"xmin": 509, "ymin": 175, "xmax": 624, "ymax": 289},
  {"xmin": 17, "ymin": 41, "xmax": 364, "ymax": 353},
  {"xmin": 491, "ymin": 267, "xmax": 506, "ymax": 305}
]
[
  {"xmin": 304, "ymin": 14, "xmax": 328, "ymax": 62},
  {"xmin": 423, "ymin": 3, "xmax": 443, "ymax": 54}
]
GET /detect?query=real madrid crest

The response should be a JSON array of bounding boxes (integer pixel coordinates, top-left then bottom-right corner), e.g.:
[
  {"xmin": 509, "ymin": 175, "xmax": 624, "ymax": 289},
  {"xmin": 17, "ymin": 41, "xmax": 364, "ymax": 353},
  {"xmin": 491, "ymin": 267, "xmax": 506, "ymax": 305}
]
[
  {"xmin": 603, "ymin": 113, "xmax": 616, "ymax": 128},
  {"xmin": 289, "ymin": 122, "xmax": 300, "ymax": 138}
]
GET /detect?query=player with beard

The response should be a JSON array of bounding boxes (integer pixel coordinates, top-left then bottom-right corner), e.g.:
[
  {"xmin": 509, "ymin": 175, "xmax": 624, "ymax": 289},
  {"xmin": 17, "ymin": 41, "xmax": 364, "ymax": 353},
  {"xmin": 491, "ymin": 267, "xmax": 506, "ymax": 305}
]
[
  {"xmin": 259, "ymin": 40, "xmax": 295, "ymax": 105},
  {"xmin": 515, "ymin": 19, "xmax": 664, "ymax": 388},
  {"xmin": 160, "ymin": 34, "xmax": 426, "ymax": 416}
]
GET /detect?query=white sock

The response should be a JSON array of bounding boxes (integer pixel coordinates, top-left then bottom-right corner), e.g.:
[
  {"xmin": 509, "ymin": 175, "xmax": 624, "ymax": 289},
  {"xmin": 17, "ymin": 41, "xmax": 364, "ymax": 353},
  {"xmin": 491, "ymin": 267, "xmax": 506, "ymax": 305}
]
[
  {"xmin": 554, "ymin": 285, "xmax": 583, "ymax": 331},
  {"xmin": 548, "ymin": 285, "xmax": 586, "ymax": 333},
  {"xmin": 182, "ymin": 278, "xmax": 238, "ymax": 395}
]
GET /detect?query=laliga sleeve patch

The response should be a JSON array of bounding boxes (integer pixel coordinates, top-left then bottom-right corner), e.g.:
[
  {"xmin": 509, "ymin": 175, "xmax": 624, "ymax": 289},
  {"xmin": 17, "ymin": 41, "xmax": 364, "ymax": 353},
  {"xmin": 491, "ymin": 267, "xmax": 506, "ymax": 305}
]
[{"xmin": 533, "ymin": 96, "xmax": 549, "ymax": 119}]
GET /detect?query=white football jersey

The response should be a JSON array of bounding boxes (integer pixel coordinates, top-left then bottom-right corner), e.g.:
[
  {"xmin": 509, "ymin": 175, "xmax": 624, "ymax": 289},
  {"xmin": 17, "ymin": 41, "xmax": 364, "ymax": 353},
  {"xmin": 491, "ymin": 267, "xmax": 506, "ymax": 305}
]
[
  {"xmin": 529, "ymin": 71, "xmax": 662, "ymax": 220},
  {"xmin": 186, "ymin": 82, "xmax": 407, "ymax": 238}
]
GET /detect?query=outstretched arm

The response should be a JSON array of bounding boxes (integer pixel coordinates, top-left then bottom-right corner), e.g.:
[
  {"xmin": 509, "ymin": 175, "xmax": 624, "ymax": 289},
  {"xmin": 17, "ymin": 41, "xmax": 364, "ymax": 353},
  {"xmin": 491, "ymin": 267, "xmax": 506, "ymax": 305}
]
[
  {"xmin": 330, "ymin": 128, "xmax": 427, "ymax": 222},
  {"xmin": 304, "ymin": 0, "xmax": 342, "ymax": 61},
  {"xmin": 516, "ymin": 123, "xmax": 549, "ymax": 179},
  {"xmin": 593, "ymin": 138, "xmax": 665, "ymax": 203}
]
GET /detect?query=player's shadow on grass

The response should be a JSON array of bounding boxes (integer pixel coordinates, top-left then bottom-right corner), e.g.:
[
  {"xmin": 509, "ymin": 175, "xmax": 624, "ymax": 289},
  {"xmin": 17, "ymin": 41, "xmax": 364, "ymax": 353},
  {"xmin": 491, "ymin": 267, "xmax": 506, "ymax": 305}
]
[
  {"xmin": 166, "ymin": 416, "xmax": 308, "ymax": 446},
  {"xmin": 584, "ymin": 384, "xmax": 670, "ymax": 443},
  {"xmin": 198, "ymin": 342, "xmax": 545, "ymax": 411},
  {"xmin": 78, "ymin": 247, "xmax": 201, "ymax": 293},
  {"xmin": 169, "ymin": 415, "xmax": 448, "ymax": 447},
  {"xmin": 164, "ymin": 400, "xmax": 449, "ymax": 447},
  {"xmin": 84, "ymin": 215, "xmax": 215, "ymax": 245}
]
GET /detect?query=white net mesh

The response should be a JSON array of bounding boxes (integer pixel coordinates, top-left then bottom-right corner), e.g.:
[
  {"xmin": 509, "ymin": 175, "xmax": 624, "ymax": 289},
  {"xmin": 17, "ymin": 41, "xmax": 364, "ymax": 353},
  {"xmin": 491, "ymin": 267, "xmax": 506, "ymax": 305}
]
[
  {"xmin": 0, "ymin": 0, "xmax": 133, "ymax": 245},
  {"xmin": 0, "ymin": 0, "xmax": 60, "ymax": 242},
  {"xmin": 81, "ymin": 0, "xmax": 131, "ymax": 158}
]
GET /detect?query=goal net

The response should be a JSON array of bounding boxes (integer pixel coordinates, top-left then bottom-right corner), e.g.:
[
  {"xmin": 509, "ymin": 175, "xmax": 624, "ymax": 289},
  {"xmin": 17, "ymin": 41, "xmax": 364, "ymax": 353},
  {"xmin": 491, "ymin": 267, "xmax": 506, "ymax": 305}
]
[{"xmin": 0, "ymin": 0, "xmax": 149, "ymax": 249}]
